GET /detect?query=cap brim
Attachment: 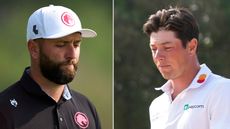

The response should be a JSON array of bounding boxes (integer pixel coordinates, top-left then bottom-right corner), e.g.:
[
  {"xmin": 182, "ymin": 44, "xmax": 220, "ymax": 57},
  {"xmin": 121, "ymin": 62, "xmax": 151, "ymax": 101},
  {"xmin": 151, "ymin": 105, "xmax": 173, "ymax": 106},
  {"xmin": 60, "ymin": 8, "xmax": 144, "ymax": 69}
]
[
  {"xmin": 79, "ymin": 29, "xmax": 97, "ymax": 38},
  {"xmin": 40, "ymin": 29, "xmax": 97, "ymax": 39}
]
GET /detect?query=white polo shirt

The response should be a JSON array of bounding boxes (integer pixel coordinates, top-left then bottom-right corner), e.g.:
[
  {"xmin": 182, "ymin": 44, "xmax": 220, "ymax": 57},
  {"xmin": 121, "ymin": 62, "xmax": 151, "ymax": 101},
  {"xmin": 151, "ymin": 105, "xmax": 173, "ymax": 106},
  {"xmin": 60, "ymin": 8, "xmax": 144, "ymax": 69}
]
[{"xmin": 149, "ymin": 64, "xmax": 230, "ymax": 129}]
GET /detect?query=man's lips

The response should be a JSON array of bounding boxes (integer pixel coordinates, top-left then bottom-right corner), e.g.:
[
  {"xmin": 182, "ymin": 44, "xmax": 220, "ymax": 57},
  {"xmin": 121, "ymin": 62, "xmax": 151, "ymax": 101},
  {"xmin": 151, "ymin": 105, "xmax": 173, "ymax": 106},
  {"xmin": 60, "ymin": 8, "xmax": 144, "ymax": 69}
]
[
  {"xmin": 157, "ymin": 65, "xmax": 171, "ymax": 71},
  {"xmin": 158, "ymin": 65, "xmax": 170, "ymax": 68}
]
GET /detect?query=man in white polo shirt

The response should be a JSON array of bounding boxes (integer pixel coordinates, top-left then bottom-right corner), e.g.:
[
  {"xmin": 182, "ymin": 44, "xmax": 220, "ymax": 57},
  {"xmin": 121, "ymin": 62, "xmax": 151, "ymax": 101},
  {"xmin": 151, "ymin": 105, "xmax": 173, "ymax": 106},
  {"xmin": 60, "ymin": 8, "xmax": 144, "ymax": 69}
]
[{"xmin": 143, "ymin": 7, "xmax": 230, "ymax": 129}]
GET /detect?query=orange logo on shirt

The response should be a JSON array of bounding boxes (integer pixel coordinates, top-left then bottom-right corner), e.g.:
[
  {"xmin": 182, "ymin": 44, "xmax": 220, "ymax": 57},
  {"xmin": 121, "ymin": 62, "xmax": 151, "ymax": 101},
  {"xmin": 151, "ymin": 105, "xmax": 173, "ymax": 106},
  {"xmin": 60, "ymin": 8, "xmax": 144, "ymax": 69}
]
[{"xmin": 197, "ymin": 74, "xmax": 206, "ymax": 83}]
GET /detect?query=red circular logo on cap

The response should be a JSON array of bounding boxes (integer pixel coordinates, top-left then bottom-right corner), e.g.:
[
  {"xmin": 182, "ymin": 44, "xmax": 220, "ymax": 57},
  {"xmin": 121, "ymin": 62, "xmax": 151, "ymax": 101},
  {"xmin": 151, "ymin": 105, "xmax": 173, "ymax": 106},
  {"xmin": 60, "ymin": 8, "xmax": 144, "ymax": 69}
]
[
  {"xmin": 61, "ymin": 12, "xmax": 75, "ymax": 26},
  {"xmin": 74, "ymin": 112, "xmax": 89, "ymax": 128}
]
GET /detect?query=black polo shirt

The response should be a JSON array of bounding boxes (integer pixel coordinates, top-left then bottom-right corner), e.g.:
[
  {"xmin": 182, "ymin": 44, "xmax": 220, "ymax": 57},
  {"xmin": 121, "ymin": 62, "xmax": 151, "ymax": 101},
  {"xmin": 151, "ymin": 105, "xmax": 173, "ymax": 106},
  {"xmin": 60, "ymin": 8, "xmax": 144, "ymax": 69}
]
[{"xmin": 0, "ymin": 67, "xmax": 101, "ymax": 129}]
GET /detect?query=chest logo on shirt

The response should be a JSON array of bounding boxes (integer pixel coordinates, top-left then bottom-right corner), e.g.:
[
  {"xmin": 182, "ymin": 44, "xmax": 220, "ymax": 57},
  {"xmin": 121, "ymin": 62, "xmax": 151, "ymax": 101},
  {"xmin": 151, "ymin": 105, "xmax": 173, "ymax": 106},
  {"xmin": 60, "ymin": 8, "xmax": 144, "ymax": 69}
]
[
  {"xmin": 197, "ymin": 74, "xmax": 207, "ymax": 83},
  {"xmin": 74, "ymin": 112, "xmax": 89, "ymax": 128},
  {"xmin": 10, "ymin": 98, "xmax": 18, "ymax": 107},
  {"xmin": 184, "ymin": 104, "xmax": 204, "ymax": 110}
]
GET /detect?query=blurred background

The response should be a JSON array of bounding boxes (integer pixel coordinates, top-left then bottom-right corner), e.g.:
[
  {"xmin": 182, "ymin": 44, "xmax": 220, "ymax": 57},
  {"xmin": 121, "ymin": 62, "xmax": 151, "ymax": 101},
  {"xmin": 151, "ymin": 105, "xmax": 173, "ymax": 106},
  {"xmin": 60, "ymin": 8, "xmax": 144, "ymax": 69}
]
[
  {"xmin": 115, "ymin": 0, "xmax": 230, "ymax": 129},
  {"xmin": 0, "ymin": 0, "xmax": 112, "ymax": 129}
]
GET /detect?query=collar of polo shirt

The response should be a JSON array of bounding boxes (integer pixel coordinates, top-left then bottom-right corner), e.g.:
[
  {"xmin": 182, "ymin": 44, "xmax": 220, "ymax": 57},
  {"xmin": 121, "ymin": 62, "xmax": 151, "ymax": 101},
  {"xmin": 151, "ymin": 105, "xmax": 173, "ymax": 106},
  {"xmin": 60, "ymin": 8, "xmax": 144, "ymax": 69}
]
[{"xmin": 155, "ymin": 64, "xmax": 212, "ymax": 95}]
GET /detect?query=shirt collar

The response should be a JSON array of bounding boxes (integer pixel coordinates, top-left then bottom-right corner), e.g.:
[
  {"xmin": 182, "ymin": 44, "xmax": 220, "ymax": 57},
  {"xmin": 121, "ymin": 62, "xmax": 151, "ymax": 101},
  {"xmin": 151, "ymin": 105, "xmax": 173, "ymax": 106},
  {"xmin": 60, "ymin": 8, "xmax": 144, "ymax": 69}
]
[
  {"xmin": 21, "ymin": 67, "xmax": 72, "ymax": 102},
  {"xmin": 156, "ymin": 64, "xmax": 212, "ymax": 93},
  {"xmin": 63, "ymin": 85, "xmax": 72, "ymax": 100},
  {"xmin": 155, "ymin": 81, "xmax": 172, "ymax": 95},
  {"xmin": 187, "ymin": 64, "xmax": 211, "ymax": 89}
]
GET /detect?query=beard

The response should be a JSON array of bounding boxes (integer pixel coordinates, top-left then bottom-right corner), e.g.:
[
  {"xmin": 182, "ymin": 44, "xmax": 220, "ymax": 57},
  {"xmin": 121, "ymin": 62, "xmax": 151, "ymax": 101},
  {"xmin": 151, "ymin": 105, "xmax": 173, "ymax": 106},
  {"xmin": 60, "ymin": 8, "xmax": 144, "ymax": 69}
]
[{"xmin": 39, "ymin": 50, "xmax": 78, "ymax": 85}]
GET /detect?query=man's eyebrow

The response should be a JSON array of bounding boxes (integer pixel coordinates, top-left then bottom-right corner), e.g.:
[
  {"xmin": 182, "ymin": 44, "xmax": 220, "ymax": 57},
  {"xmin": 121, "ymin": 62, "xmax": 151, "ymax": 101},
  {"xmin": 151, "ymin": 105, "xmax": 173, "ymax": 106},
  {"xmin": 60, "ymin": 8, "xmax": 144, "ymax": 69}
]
[
  {"xmin": 160, "ymin": 41, "xmax": 173, "ymax": 45},
  {"xmin": 73, "ymin": 39, "xmax": 81, "ymax": 42},
  {"xmin": 150, "ymin": 41, "xmax": 172, "ymax": 46},
  {"xmin": 56, "ymin": 39, "xmax": 81, "ymax": 43}
]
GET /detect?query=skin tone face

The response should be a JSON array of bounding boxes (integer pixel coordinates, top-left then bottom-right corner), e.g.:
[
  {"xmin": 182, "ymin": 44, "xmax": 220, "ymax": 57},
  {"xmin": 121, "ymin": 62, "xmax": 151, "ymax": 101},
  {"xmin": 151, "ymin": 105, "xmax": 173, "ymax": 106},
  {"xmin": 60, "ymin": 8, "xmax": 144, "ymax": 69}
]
[
  {"xmin": 28, "ymin": 32, "xmax": 82, "ymax": 102},
  {"xmin": 150, "ymin": 30, "xmax": 200, "ymax": 99},
  {"xmin": 38, "ymin": 33, "xmax": 81, "ymax": 85},
  {"xmin": 150, "ymin": 30, "xmax": 190, "ymax": 80}
]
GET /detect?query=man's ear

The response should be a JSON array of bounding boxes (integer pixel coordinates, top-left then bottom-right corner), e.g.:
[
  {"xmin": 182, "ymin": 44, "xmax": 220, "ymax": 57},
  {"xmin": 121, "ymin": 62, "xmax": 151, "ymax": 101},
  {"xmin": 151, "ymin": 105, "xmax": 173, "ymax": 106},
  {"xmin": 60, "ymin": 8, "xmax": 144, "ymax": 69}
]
[
  {"xmin": 187, "ymin": 38, "xmax": 198, "ymax": 55},
  {"xmin": 28, "ymin": 40, "xmax": 40, "ymax": 59}
]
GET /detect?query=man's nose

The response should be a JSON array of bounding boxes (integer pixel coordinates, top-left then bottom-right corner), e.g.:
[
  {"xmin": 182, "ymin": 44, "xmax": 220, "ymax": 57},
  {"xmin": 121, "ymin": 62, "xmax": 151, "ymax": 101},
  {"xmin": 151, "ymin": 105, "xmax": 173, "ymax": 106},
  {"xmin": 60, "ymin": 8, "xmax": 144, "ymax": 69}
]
[
  {"xmin": 66, "ymin": 45, "xmax": 78, "ymax": 59},
  {"xmin": 153, "ymin": 49, "xmax": 165, "ymax": 61}
]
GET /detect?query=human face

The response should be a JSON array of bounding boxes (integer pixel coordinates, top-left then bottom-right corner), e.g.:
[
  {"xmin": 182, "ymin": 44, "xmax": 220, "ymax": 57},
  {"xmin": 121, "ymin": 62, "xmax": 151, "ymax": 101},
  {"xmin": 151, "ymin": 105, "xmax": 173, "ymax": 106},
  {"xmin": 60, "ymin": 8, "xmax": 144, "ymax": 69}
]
[
  {"xmin": 150, "ymin": 30, "xmax": 191, "ymax": 80},
  {"xmin": 38, "ymin": 33, "xmax": 81, "ymax": 84}
]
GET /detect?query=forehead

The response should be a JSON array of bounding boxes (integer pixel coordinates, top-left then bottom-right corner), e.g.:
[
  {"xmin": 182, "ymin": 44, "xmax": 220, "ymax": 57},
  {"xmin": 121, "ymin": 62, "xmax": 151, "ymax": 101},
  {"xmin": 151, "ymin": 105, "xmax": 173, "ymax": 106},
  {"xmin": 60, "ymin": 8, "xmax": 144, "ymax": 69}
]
[{"xmin": 150, "ymin": 30, "xmax": 178, "ymax": 45}]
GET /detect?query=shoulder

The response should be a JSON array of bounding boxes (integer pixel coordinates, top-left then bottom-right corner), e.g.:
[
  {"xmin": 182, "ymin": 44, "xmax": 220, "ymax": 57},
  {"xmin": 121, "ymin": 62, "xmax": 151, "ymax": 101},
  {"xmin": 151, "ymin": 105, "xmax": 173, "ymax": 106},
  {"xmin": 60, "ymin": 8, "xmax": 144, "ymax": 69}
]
[
  {"xmin": 0, "ymin": 81, "xmax": 21, "ymax": 104},
  {"xmin": 204, "ymin": 74, "xmax": 230, "ymax": 123},
  {"xmin": 0, "ymin": 81, "xmax": 21, "ymax": 124},
  {"xmin": 70, "ymin": 89, "xmax": 97, "ymax": 110},
  {"xmin": 149, "ymin": 93, "xmax": 170, "ymax": 123},
  {"xmin": 150, "ymin": 93, "xmax": 168, "ymax": 106},
  {"xmin": 70, "ymin": 90, "xmax": 91, "ymax": 102},
  {"xmin": 149, "ymin": 93, "xmax": 169, "ymax": 113},
  {"xmin": 206, "ymin": 73, "xmax": 230, "ymax": 105},
  {"xmin": 207, "ymin": 73, "xmax": 230, "ymax": 91}
]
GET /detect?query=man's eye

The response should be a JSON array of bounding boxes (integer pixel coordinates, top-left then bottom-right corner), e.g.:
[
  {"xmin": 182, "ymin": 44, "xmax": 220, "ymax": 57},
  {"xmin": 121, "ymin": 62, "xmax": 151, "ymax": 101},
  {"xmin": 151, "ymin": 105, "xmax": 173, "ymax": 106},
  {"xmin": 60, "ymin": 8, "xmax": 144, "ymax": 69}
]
[
  {"xmin": 165, "ymin": 47, "xmax": 172, "ymax": 51},
  {"xmin": 56, "ymin": 43, "xmax": 65, "ymax": 47},
  {"xmin": 73, "ymin": 42, "xmax": 80, "ymax": 47}
]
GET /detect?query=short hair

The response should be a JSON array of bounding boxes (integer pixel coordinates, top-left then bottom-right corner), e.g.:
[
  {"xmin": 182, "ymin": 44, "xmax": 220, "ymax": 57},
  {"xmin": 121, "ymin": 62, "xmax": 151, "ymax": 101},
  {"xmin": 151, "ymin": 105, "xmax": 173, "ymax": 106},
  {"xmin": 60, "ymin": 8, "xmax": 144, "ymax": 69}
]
[{"xmin": 143, "ymin": 7, "xmax": 199, "ymax": 48}]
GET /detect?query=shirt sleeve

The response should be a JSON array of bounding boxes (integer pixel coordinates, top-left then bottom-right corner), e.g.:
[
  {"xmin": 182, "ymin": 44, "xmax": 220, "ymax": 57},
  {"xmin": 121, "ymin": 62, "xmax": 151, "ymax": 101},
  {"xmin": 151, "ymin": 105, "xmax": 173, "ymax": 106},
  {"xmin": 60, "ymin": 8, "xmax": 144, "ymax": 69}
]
[
  {"xmin": 209, "ymin": 83, "xmax": 230, "ymax": 129},
  {"xmin": 87, "ymin": 100, "xmax": 102, "ymax": 129}
]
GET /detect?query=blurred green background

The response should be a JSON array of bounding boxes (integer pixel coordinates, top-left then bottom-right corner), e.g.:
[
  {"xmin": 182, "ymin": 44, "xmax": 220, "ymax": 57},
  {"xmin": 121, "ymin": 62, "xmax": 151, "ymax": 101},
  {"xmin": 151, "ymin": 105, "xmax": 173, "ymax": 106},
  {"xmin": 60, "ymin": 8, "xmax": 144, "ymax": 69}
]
[
  {"xmin": 115, "ymin": 0, "xmax": 230, "ymax": 129},
  {"xmin": 0, "ymin": 0, "xmax": 112, "ymax": 129}
]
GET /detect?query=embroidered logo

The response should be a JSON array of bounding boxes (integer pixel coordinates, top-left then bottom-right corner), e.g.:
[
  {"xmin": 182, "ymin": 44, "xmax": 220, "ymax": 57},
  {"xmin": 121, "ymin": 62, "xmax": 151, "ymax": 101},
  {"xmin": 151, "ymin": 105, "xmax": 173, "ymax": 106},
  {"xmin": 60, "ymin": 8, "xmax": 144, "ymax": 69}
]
[
  {"xmin": 197, "ymin": 74, "xmax": 207, "ymax": 83},
  {"xmin": 184, "ymin": 104, "xmax": 189, "ymax": 110},
  {"xmin": 10, "ymin": 99, "xmax": 18, "ymax": 107},
  {"xmin": 74, "ymin": 112, "xmax": 89, "ymax": 128},
  {"xmin": 184, "ymin": 104, "xmax": 204, "ymax": 110},
  {"xmin": 61, "ymin": 12, "xmax": 75, "ymax": 26},
  {"xmin": 33, "ymin": 25, "xmax": 38, "ymax": 34}
]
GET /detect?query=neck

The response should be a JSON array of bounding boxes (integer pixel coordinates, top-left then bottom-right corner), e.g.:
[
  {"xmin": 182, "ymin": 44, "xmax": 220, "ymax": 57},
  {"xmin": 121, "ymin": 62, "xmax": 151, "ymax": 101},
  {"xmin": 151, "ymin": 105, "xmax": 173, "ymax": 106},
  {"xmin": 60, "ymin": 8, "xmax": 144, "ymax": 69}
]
[
  {"xmin": 171, "ymin": 62, "xmax": 200, "ymax": 100},
  {"xmin": 29, "ymin": 66, "xmax": 65, "ymax": 102}
]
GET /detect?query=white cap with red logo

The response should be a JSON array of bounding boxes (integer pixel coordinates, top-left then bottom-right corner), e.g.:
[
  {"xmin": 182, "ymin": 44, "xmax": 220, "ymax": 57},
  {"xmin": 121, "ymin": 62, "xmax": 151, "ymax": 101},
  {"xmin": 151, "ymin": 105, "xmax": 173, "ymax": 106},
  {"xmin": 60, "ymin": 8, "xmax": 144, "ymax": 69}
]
[{"xmin": 26, "ymin": 5, "xmax": 97, "ymax": 41}]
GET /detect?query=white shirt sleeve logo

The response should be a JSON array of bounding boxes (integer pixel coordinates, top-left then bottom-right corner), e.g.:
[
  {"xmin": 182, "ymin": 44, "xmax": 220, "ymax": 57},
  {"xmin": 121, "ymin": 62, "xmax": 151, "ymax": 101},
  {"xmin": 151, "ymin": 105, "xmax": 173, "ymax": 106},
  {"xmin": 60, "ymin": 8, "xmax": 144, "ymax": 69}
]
[{"xmin": 10, "ymin": 99, "xmax": 18, "ymax": 107}]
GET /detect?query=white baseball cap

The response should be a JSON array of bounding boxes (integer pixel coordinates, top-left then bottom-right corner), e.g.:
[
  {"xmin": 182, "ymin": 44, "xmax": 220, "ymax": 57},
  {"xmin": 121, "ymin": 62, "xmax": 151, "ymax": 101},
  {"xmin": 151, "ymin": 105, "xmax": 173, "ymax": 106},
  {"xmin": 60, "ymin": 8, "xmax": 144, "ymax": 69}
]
[{"xmin": 26, "ymin": 5, "xmax": 97, "ymax": 41}]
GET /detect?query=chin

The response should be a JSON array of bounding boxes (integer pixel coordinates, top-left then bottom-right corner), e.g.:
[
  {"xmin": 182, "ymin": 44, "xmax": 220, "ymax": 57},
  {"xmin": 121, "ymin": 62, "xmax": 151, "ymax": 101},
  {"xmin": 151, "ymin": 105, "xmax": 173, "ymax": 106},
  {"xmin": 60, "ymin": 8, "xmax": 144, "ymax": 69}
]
[{"xmin": 161, "ymin": 73, "xmax": 173, "ymax": 80}]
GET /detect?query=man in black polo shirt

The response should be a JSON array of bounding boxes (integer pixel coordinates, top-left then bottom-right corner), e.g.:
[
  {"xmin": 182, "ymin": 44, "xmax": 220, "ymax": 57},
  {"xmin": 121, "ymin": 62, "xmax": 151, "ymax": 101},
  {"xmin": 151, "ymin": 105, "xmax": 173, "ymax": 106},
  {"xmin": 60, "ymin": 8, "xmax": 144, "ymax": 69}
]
[{"xmin": 0, "ymin": 5, "xmax": 101, "ymax": 129}]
